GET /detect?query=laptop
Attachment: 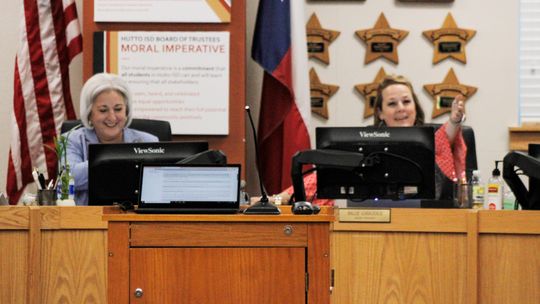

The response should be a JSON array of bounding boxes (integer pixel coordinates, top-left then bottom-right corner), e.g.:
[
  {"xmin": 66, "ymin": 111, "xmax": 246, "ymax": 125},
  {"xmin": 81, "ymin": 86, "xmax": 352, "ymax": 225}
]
[{"xmin": 135, "ymin": 164, "xmax": 241, "ymax": 214}]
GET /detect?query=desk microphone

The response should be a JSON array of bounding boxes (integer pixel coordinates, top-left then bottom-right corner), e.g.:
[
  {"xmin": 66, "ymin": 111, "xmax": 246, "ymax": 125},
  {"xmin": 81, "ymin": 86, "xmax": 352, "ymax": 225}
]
[{"xmin": 243, "ymin": 106, "xmax": 280, "ymax": 215}]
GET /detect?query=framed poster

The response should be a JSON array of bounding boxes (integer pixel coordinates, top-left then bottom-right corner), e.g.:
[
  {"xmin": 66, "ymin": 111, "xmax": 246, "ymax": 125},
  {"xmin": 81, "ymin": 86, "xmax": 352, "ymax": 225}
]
[
  {"xmin": 94, "ymin": 0, "xmax": 232, "ymax": 23},
  {"xmin": 94, "ymin": 31, "xmax": 230, "ymax": 135}
]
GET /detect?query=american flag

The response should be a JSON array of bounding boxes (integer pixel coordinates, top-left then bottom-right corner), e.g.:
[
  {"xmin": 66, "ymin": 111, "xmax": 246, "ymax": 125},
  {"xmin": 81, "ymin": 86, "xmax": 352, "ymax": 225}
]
[
  {"xmin": 6, "ymin": 0, "xmax": 82, "ymax": 204},
  {"xmin": 251, "ymin": 0, "xmax": 311, "ymax": 194}
]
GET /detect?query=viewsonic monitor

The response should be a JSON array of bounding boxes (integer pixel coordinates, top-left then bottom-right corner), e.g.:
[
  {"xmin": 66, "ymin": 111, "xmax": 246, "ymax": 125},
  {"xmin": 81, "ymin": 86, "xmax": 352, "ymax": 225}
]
[
  {"xmin": 315, "ymin": 126, "xmax": 436, "ymax": 200},
  {"xmin": 88, "ymin": 141, "xmax": 208, "ymax": 206}
]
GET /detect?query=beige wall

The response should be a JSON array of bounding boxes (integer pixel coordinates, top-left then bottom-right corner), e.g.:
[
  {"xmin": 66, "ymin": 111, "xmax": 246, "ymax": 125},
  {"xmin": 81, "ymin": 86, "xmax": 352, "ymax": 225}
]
[
  {"xmin": 0, "ymin": 1, "xmax": 519, "ymax": 198},
  {"xmin": 246, "ymin": 0, "xmax": 519, "ymax": 195}
]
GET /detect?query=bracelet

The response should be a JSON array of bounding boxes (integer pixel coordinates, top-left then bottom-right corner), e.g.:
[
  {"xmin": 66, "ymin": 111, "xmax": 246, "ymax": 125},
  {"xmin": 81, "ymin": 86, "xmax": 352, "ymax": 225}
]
[{"xmin": 451, "ymin": 113, "xmax": 466, "ymax": 125}]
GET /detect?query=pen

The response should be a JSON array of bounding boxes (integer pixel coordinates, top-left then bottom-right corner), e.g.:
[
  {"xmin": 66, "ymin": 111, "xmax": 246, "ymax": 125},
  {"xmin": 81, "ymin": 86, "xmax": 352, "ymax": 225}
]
[
  {"xmin": 47, "ymin": 179, "xmax": 54, "ymax": 190},
  {"xmin": 38, "ymin": 173, "xmax": 46, "ymax": 190},
  {"xmin": 32, "ymin": 168, "xmax": 42, "ymax": 190}
]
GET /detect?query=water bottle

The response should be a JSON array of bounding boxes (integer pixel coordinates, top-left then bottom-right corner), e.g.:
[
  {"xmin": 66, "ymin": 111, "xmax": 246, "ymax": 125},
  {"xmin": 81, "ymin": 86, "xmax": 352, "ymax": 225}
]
[
  {"xmin": 68, "ymin": 173, "xmax": 75, "ymax": 200},
  {"xmin": 503, "ymin": 187, "xmax": 516, "ymax": 210},
  {"xmin": 485, "ymin": 161, "xmax": 503, "ymax": 210},
  {"xmin": 471, "ymin": 170, "xmax": 484, "ymax": 210}
]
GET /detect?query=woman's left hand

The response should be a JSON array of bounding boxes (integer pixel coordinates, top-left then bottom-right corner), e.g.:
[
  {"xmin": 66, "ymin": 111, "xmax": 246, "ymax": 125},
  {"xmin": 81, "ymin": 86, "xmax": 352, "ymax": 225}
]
[{"xmin": 450, "ymin": 95, "xmax": 466, "ymax": 124}]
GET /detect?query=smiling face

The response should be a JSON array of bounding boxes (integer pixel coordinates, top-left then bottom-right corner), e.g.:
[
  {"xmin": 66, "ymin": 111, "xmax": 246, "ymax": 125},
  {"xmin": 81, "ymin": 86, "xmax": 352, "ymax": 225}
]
[
  {"xmin": 89, "ymin": 90, "xmax": 127, "ymax": 143},
  {"xmin": 378, "ymin": 84, "xmax": 417, "ymax": 127}
]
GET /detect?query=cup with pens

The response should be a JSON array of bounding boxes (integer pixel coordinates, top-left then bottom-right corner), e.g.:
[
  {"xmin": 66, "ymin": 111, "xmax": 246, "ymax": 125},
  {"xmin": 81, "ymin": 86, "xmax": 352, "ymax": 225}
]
[{"xmin": 33, "ymin": 167, "xmax": 57, "ymax": 205}]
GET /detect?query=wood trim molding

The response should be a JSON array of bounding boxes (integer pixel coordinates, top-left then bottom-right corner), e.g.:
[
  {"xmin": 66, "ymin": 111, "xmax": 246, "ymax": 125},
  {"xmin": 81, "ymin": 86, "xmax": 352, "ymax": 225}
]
[{"xmin": 509, "ymin": 125, "xmax": 540, "ymax": 151}]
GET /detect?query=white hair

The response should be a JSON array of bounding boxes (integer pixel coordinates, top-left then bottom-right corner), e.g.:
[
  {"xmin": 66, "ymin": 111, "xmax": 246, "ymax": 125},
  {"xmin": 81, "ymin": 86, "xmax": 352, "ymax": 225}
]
[{"xmin": 79, "ymin": 73, "xmax": 133, "ymax": 128}]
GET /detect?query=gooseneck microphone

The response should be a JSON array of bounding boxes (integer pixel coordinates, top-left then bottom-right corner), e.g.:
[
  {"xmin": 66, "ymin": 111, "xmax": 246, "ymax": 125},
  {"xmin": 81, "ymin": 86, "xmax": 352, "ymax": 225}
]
[{"xmin": 243, "ymin": 106, "xmax": 280, "ymax": 215}]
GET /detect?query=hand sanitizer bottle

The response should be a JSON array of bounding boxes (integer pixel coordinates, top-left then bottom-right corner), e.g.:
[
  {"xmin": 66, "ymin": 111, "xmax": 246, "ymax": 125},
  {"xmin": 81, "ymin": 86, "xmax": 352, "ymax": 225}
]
[{"xmin": 484, "ymin": 161, "xmax": 503, "ymax": 210}]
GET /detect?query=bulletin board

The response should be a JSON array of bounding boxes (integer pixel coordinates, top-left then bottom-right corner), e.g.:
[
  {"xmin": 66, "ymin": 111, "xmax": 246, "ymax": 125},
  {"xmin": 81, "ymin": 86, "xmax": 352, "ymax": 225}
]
[{"xmin": 82, "ymin": 0, "xmax": 246, "ymax": 172}]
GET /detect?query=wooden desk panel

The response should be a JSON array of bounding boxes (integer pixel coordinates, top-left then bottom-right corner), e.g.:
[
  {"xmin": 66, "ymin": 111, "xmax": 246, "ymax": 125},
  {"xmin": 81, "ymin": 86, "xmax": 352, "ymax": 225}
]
[
  {"xmin": 332, "ymin": 209, "xmax": 540, "ymax": 304},
  {"xmin": 478, "ymin": 210, "xmax": 540, "ymax": 304},
  {"xmin": 0, "ymin": 206, "xmax": 107, "ymax": 304},
  {"xmin": 40, "ymin": 230, "xmax": 107, "ymax": 304},
  {"xmin": 479, "ymin": 234, "xmax": 540, "ymax": 304},
  {"xmin": 130, "ymin": 222, "xmax": 308, "ymax": 247},
  {"xmin": 130, "ymin": 247, "xmax": 305, "ymax": 303},
  {"xmin": 332, "ymin": 231, "xmax": 467, "ymax": 304},
  {"xmin": 106, "ymin": 210, "xmax": 333, "ymax": 304},
  {"xmin": 0, "ymin": 231, "xmax": 28, "ymax": 302},
  {"xmin": 3, "ymin": 206, "xmax": 539, "ymax": 304}
]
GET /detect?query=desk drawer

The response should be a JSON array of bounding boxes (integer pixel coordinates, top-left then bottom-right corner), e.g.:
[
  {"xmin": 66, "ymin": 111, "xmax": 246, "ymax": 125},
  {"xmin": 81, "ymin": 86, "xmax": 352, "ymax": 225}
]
[{"xmin": 130, "ymin": 222, "xmax": 308, "ymax": 247}]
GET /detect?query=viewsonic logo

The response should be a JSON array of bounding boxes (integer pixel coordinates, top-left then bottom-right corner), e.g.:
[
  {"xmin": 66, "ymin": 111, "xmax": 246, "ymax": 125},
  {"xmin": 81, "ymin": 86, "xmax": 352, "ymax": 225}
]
[
  {"xmin": 133, "ymin": 147, "xmax": 165, "ymax": 154},
  {"xmin": 358, "ymin": 131, "xmax": 390, "ymax": 138}
]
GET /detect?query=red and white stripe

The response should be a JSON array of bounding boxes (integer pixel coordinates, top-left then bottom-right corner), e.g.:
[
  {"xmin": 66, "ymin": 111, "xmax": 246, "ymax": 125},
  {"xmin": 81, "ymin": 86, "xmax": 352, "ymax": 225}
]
[{"xmin": 7, "ymin": 0, "xmax": 82, "ymax": 204}]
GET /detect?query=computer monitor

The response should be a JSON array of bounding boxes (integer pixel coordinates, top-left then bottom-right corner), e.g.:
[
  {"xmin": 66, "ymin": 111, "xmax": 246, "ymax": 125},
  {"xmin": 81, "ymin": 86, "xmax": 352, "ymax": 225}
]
[
  {"xmin": 503, "ymin": 143, "xmax": 540, "ymax": 210},
  {"xmin": 315, "ymin": 126, "xmax": 436, "ymax": 200},
  {"xmin": 88, "ymin": 141, "xmax": 208, "ymax": 206}
]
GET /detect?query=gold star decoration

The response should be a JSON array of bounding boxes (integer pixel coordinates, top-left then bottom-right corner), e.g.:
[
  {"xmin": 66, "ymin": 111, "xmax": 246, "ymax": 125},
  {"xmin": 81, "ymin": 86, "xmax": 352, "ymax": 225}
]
[
  {"xmin": 354, "ymin": 67, "xmax": 387, "ymax": 118},
  {"xmin": 306, "ymin": 13, "xmax": 340, "ymax": 65},
  {"xmin": 355, "ymin": 13, "xmax": 409, "ymax": 64},
  {"xmin": 310, "ymin": 68, "xmax": 339, "ymax": 119},
  {"xmin": 423, "ymin": 68, "xmax": 477, "ymax": 118},
  {"xmin": 423, "ymin": 13, "xmax": 476, "ymax": 64}
]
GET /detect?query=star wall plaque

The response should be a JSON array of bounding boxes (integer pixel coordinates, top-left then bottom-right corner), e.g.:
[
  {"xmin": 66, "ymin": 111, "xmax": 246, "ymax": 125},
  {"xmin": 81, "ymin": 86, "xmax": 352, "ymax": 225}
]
[
  {"xmin": 354, "ymin": 67, "xmax": 387, "ymax": 118},
  {"xmin": 423, "ymin": 13, "xmax": 476, "ymax": 64},
  {"xmin": 306, "ymin": 13, "xmax": 340, "ymax": 65},
  {"xmin": 355, "ymin": 13, "xmax": 409, "ymax": 64},
  {"xmin": 423, "ymin": 68, "xmax": 477, "ymax": 118},
  {"xmin": 310, "ymin": 68, "xmax": 339, "ymax": 119}
]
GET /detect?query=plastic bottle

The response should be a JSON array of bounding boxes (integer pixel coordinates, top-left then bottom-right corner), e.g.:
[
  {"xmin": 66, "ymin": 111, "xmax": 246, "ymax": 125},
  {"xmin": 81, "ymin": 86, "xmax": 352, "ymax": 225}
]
[
  {"xmin": 68, "ymin": 173, "xmax": 75, "ymax": 200},
  {"xmin": 503, "ymin": 187, "xmax": 516, "ymax": 210},
  {"xmin": 471, "ymin": 170, "xmax": 484, "ymax": 210},
  {"xmin": 484, "ymin": 161, "xmax": 503, "ymax": 210}
]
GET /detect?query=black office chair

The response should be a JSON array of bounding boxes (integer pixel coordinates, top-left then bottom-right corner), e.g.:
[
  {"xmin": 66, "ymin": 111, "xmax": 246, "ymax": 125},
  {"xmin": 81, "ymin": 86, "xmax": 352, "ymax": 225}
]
[
  {"xmin": 60, "ymin": 118, "xmax": 172, "ymax": 141},
  {"xmin": 426, "ymin": 124, "xmax": 478, "ymax": 180}
]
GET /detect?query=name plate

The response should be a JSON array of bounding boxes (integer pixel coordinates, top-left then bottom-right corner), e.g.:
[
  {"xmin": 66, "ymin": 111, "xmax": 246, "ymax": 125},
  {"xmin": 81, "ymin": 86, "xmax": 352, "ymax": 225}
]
[{"xmin": 339, "ymin": 208, "xmax": 391, "ymax": 223}]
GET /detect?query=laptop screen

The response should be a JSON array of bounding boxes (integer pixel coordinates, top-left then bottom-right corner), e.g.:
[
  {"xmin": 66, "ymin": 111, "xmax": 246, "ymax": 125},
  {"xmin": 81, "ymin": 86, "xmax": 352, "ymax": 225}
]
[{"xmin": 138, "ymin": 164, "xmax": 240, "ymax": 209}]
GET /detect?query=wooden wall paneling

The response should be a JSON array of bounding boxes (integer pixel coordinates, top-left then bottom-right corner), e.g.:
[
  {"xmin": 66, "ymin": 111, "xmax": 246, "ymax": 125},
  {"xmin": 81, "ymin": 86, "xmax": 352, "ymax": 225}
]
[
  {"xmin": 332, "ymin": 208, "xmax": 469, "ymax": 233},
  {"xmin": 478, "ymin": 234, "xmax": 540, "ymax": 304},
  {"xmin": 130, "ymin": 247, "xmax": 306, "ymax": 303},
  {"xmin": 27, "ymin": 206, "xmax": 42, "ymax": 304},
  {"xmin": 331, "ymin": 231, "xmax": 468, "ymax": 304},
  {"xmin": 40, "ymin": 230, "xmax": 107, "ymax": 304},
  {"xmin": 0, "ymin": 230, "xmax": 28, "ymax": 303},
  {"xmin": 307, "ymin": 222, "xmax": 331, "ymax": 304},
  {"xmin": 466, "ymin": 211, "xmax": 479, "ymax": 304},
  {"xmin": 107, "ymin": 222, "xmax": 129, "ymax": 303},
  {"xmin": 0, "ymin": 206, "xmax": 30, "ymax": 229},
  {"xmin": 478, "ymin": 210, "xmax": 540, "ymax": 304},
  {"xmin": 82, "ymin": 1, "xmax": 246, "ymax": 175},
  {"xmin": 130, "ymin": 222, "xmax": 308, "ymax": 247}
]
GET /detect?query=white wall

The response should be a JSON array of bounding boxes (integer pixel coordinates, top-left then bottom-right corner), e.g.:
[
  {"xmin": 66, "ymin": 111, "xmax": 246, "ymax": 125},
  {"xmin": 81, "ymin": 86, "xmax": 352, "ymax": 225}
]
[
  {"xmin": 0, "ymin": 1, "xmax": 519, "ymax": 197},
  {"xmin": 246, "ymin": 0, "xmax": 519, "ymax": 195}
]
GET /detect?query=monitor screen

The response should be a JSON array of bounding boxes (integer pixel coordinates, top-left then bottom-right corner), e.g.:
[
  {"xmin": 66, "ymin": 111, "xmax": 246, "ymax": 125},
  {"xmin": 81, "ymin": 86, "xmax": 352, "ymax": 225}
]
[
  {"xmin": 138, "ymin": 164, "xmax": 240, "ymax": 208},
  {"xmin": 88, "ymin": 141, "xmax": 208, "ymax": 205},
  {"xmin": 315, "ymin": 126, "xmax": 435, "ymax": 200}
]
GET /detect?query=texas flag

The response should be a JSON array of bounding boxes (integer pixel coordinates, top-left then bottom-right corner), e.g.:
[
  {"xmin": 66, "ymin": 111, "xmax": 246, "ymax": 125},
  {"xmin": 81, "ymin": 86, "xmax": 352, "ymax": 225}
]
[{"xmin": 251, "ymin": 0, "xmax": 311, "ymax": 194}]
